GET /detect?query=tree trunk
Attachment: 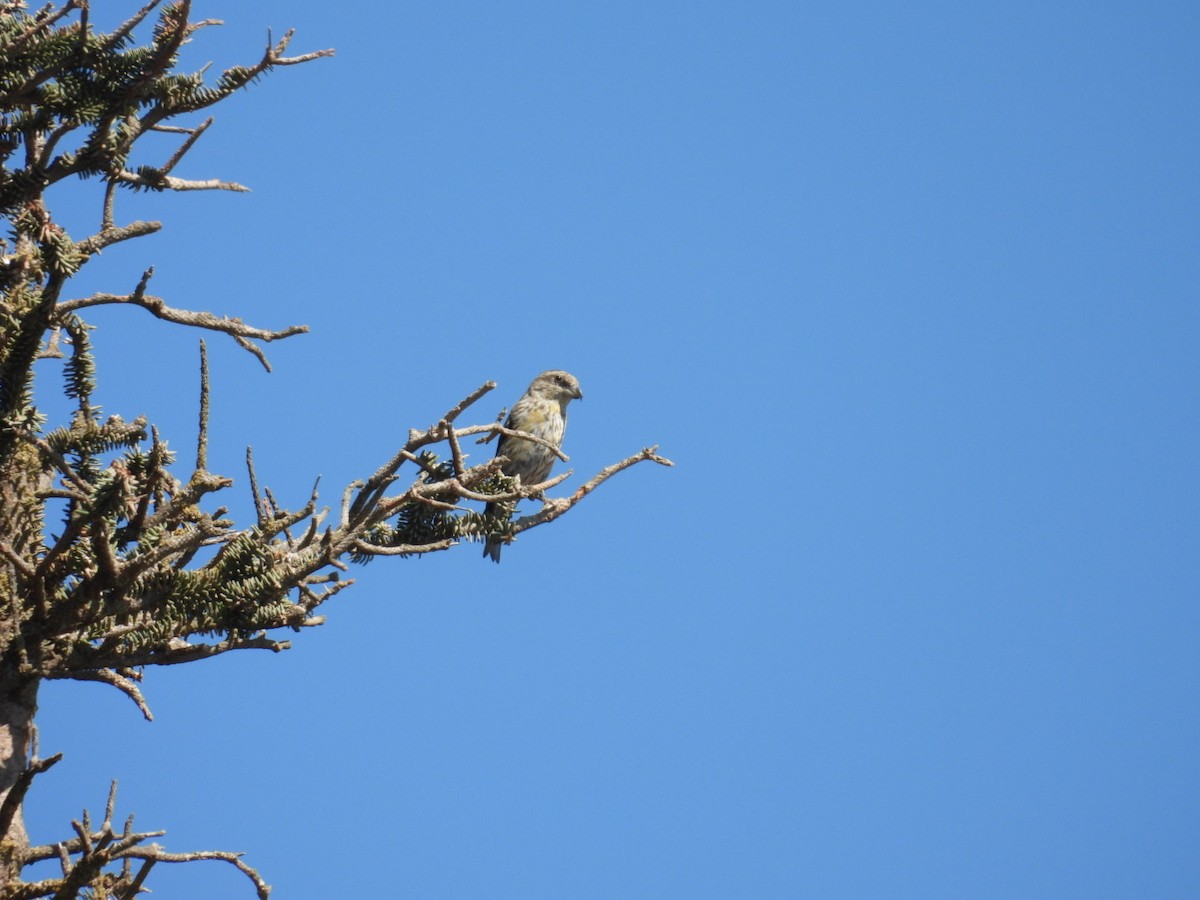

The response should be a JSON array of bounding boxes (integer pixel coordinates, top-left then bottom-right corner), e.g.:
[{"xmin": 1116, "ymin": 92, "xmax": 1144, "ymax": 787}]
[
  {"xmin": 0, "ymin": 669, "xmax": 38, "ymax": 882},
  {"xmin": 0, "ymin": 425, "xmax": 47, "ymax": 881}
]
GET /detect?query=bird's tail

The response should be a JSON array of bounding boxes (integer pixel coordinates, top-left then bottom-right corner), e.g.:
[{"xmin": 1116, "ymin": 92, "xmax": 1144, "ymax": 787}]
[{"xmin": 482, "ymin": 501, "xmax": 503, "ymax": 563}]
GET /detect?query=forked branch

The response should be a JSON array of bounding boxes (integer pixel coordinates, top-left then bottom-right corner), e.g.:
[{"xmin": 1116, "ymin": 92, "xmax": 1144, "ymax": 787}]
[
  {"xmin": 56, "ymin": 271, "xmax": 307, "ymax": 371},
  {"xmin": 19, "ymin": 782, "xmax": 270, "ymax": 900}
]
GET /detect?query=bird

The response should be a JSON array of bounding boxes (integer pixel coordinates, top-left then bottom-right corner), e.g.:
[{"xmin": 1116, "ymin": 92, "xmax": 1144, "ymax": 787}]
[{"xmin": 482, "ymin": 370, "xmax": 583, "ymax": 562}]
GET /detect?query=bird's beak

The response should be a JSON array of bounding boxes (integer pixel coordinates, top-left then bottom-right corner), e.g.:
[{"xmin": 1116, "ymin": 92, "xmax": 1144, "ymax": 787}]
[{"xmin": 573, "ymin": 386, "xmax": 584, "ymax": 401}]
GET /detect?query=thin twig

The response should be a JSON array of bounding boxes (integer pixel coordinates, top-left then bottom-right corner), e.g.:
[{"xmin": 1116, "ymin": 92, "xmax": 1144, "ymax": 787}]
[
  {"xmin": 92, "ymin": 519, "xmax": 122, "ymax": 585},
  {"xmin": 102, "ymin": 0, "xmax": 165, "ymax": 51},
  {"xmin": 56, "ymin": 290, "xmax": 307, "ymax": 370},
  {"xmin": 0, "ymin": 753, "xmax": 63, "ymax": 841},
  {"xmin": 232, "ymin": 334, "xmax": 272, "ymax": 371},
  {"xmin": 353, "ymin": 537, "xmax": 457, "ymax": 556},
  {"xmin": 36, "ymin": 326, "xmax": 64, "ymax": 359},
  {"xmin": 196, "ymin": 341, "xmax": 210, "ymax": 471},
  {"xmin": 348, "ymin": 382, "xmax": 498, "ymax": 521},
  {"xmin": 101, "ymin": 179, "xmax": 118, "ymax": 230},
  {"xmin": 159, "ymin": 116, "xmax": 214, "ymax": 175},
  {"xmin": 0, "ymin": 540, "xmax": 36, "ymax": 579},
  {"xmin": 75, "ymin": 220, "xmax": 163, "ymax": 254},
  {"xmin": 246, "ymin": 446, "xmax": 266, "ymax": 526},
  {"xmin": 120, "ymin": 846, "xmax": 271, "ymax": 900},
  {"xmin": 10, "ymin": 429, "xmax": 93, "ymax": 495},
  {"xmin": 104, "ymin": 780, "xmax": 119, "ymax": 828},
  {"xmin": 145, "ymin": 634, "xmax": 291, "ymax": 665},
  {"xmin": 123, "ymin": 858, "xmax": 156, "ymax": 899},
  {"xmin": 445, "ymin": 380, "xmax": 497, "ymax": 423},
  {"xmin": 0, "ymin": 0, "xmax": 81, "ymax": 55},
  {"xmin": 112, "ymin": 169, "xmax": 250, "ymax": 192},
  {"xmin": 455, "ymin": 422, "xmax": 571, "ymax": 462},
  {"xmin": 511, "ymin": 446, "xmax": 674, "ymax": 536},
  {"xmin": 68, "ymin": 669, "xmax": 154, "ymax": 721},
  {"xmin": 297, "ymin": 579, "xmax": 351, "ymax": 611},
  {"xmin": 442, "ymin": 419, "xmax": 465, "ymax": 475},
  {"xmin": 265, "ymin": 27, "xmax": 334, "ymax": 67}
]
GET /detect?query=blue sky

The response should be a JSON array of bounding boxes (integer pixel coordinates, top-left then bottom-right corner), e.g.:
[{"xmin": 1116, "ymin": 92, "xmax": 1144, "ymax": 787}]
[{"xmin": 25, "ymin": 1, "xmax": 1200, "ymax": 897}]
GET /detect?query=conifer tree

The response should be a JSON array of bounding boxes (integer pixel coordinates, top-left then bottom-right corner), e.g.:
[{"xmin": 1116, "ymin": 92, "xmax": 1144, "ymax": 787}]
[{"xmin": 0, "ymin": 3, "xmax": 670, "ymax": 895}]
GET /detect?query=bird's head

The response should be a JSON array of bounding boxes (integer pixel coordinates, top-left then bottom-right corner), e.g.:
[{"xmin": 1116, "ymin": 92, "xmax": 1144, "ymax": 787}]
[{"xmin": 529, "ymin": 370, "xmax": 583, "ymax": 406}]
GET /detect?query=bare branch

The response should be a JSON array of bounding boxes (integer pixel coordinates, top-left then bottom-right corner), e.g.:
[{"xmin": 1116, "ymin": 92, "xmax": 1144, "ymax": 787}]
[
  {"xmin": 353, "ymin": 537, "xmax": 457, "ymax": 556},
  {"xmin": 297, "ymin": 579, "xmax": 351, "ymax": 612},
  {"xmin": 103, "ymin": 1, "xmax": 165, "ymax": 51},
  {"xmin": 122, "ymin": 858, "xmax": 155, "ymax": 900},
  {"xmin": 186, "ymin": 18, "xmax": 224, "ymax": 35},
  {"xmin": 0, "ymin": 0, "xmax": 82, "ymax": 56},
  {"xmin": 101, "ymin": 180, "xmax": 118, "ymax": 231},
  {"xmin": 104, "ymin": 780, "xmax": 118, "ymax": 828},
  {"xmin": 39, "ymin": 119, "xmax": 79, "ymax": 170},
  {"xmin": 66, "ymin": 669, "xmax": 154, "ymax": 722},
  {"xmin": 0, "ymin": 753, "xmax": 63, "ymax": 843},
  {"xmin": 3, "ymin": 876, "xmax": 64, "ymax": 899},
  {"xmin": 442, "ymin": 419, "xmax": 465, "ymax": 476},
  {"xmin": 348, "ymin": 382, "xmax": 498, "ymax": 522},
  {"xmin": 246, "ymin": 446, "xmax": 267, "ymax": 526},
  {"xmin": 159, "ymin": 116, "xmax": 215, "ymax": 176},
  {"xmin": 18, "ymin": 774, "xmax": 271, "ymax": 898},
  {"xmin": 455, "ymin": 422, "xmax": 570, "ymax": 462},
  {"xmin": 112, "ymin": 169, "xmax": 250, "ymax": 193},
  {"xmin": 75, "ymin": 220, "xmax": 163, "ymax": 255},
  {"xmin": 9, "ymin": 428, "xmax": 93, "ymax": 496},
  {"xmin": 443, "ymin": 380, "xmax": 498, "ymax": 424},
  {"xmin": 143, "ymin": 634, "xmax": 291, "ymax": 665},
  {"xmin": 36, "ymin": 326, "xmax": 64, "ymax": 359},
  {"xmin": 92, "ymin": 518, "xmax": 122, "ymax": 584},
  {"xmin": 231, "ymin": 334, "xmax": 273, "ymax": 372},
  {"xmin": 55, "ymin": 289, "xmax": 307, "ymax": 369},
  {"xmin": 340, "ymin": 480, "xmax": 360, "ymax": 529},
  {"xmin": 196, "ymin": 341, "xmax": 210, "ymax": 471},
  {"xmin": 120, "ymin": 846, "xmax": 270, "ymax": 900},
  {"xmin": 266, "ymin": 27, "xmax": 335, "ymax": 67},
  {"xmin": 511, "ymin": 446, "xmax": 675, "ymax": 536},
  {"xmin": 0, "ymin": 540, "xmax": 36, "ymax": 579},
  {"xmin": 44, "ymin": 632, "xmax": 294, "ymax": 679},
  {"xmin": 393, "ymin": 469, "xmax": 572, "ymax": 509}
]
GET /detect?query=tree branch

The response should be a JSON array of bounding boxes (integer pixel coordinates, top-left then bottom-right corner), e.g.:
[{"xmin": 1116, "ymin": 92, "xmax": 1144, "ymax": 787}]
[
  {"xmin": 0, "ymin": 1, "xmax": 82, "ymax": 56},
  {"xmin": 511, "ymin": 446, "xmax": 675, "ymax": 536},
  {"xmin": 158, "ymin": 116, "xmax": 215, "ymax": 176},
  {"xmin": 74, "ymin": 221, "xmax": 163, "ymax": 255},
  {"xmin": 65, "ymin": 669, "xmax": 153, "ymax": 722},
  {"xmin": 0, "ymin": 540, "xmax": 36, "ymax": 580},
  {"xmin": 119, "ymin": 846, "xmax": 269, "ymax": 900},
  {"xmin": 457, "ymin": 422, "xmax": 571, "ymax": 462},
  {"xmin": 56, "ymin": 287, "xmax": 307, "ymax": 371},
  {"xmin": 20, "ymin": 778, "xmax": 271, "ymax": 899},
  {"xmin": 102, "ymin": 1, "xmax": 166, "ymax": 51},
  {"xmin": 0, "ymin": 754, "xmax": 63, "ymax": 844},
  {"xmin": 112, "ymin": 170, "xmax": 250, "ymax": 193},
  {"xmin": 196, "ymin": 341, "xmax": 210, "ymax": 472},
  {"xmin": 264, "ymin": 28, "xmax": 335, "ymax": 67},
  {"xmin": 353, "ymin": 537, "xmax": 457, "ymax": 556},
  {"xmin": 126, "ymin": 634, "xmax": 291, "ymax": 667}
]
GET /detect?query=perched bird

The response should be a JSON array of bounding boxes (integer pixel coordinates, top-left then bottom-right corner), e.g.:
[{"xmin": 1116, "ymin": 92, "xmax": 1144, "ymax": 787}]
[{"xmin": 483, "ymin": 370, "xmax": 583, "ymax": 562}]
